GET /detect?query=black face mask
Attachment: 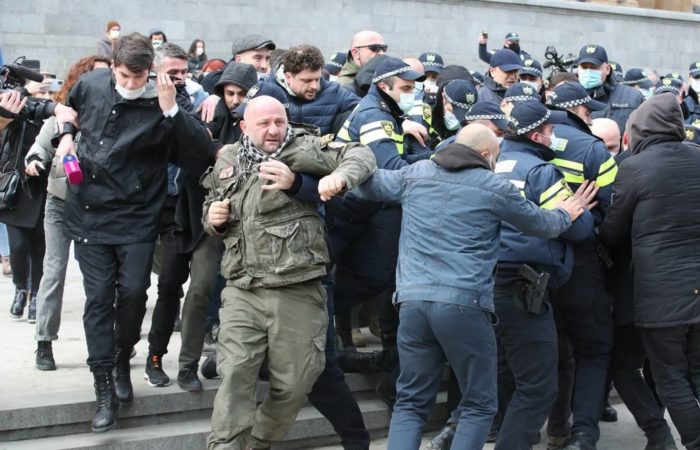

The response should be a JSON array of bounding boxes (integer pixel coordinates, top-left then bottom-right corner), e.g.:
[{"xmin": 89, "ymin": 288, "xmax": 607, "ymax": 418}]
[{"xmin": 508, "ymin": 43, "xmax": 521, "ymax": 54}]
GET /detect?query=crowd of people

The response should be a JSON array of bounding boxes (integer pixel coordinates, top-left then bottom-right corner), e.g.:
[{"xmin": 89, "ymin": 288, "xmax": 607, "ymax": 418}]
[{"xmin": 1, "ymin": 18, "xmax": 700, "ymax": 450}]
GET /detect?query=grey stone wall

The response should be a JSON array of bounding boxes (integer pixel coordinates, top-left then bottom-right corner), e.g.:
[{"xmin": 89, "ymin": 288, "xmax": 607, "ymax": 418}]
[{"xmin": 1, "ymin": 0, "xmax": 699, "ymax": 79}]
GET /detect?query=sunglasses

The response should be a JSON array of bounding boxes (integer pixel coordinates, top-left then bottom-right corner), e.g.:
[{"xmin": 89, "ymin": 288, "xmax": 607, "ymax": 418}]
[{"xmin": 354, "ymin": 44, "xmax": 388, "ymax": 53}]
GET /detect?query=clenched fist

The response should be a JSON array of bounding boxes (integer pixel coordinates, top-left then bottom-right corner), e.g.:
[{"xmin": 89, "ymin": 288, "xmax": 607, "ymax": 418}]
[
  {"xmin": 318, "ymin": 174, "xmax": 347, "ymax": 202},
  {"xmin": 208, "ymin": 198, "xmax": 230, "ymax": 228}
]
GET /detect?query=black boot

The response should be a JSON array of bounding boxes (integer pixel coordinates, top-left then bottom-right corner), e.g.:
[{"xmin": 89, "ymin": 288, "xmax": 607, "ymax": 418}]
[
  {"xmin": 27, "ymin": 292, "xmax": 37, "ymax": 323},
  {"xmin": 337, "ymin": 350, "xmax": 385, "ymax": 373},
  {"xmin": 565, "ymin": 431, "xmax": 597, "ymax": 450},
  {"xmin": 9, "ymin": 288, "xmax": 28, "ymax": 318},
  {"xmin": 36, "ymin": 341, "xmax": 56, "ymax": 371},
  {"xmin": 91, "ymin": 368, "xmax": 119, "ymax": 433},
  {"xmin": 177, "ymin": 364, "xmax": 203, "ymax": 392},
  {"xmin": 600, "ymin": 400, "xmax": 618, "ymax": 422},
  {"xmin": 201, "ymin": 353, "xmax": 218, "ymax": 379},
  {"xmin": 426, "ymin": 424, "xmax": 456, "ymax": 450},
  {"xmin": 114, "ymin": 347, "xmax": 133, "ymax": 405},
  {"xmin": 645, "ymin": 433, "xmax": 678, "ymax": 450}
]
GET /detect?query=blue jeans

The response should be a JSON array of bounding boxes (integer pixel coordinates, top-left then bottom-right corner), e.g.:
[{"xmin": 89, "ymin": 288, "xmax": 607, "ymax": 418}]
[
  {"xmin": 0, "ymin": 222, "xmax": 9, "ymax": 256},
  {"xmin": 387, "ymin": 300, "xmax": 497, "ymax": 450}
]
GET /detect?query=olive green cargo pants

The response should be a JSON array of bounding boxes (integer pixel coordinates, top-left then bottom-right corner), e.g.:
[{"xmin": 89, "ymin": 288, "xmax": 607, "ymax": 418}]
[{"xmin": 207, "ymin": 279, "xmax": 327, "ymax": 450}]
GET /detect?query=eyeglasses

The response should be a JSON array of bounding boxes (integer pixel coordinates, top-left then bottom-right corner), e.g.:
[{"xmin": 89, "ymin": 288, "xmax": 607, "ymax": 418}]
[{"xmin": 354, "ymin": 44, "xmax": 388, "ymax": 53}]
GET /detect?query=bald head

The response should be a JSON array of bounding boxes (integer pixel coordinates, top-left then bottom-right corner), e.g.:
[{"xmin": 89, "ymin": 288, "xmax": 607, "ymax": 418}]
[
  {"xmin": 350, "ymin": 30, "xmax": 386, "ymax": 67},
  {"xmin": 241, "ymin": 96, "xmax": 289, "ymax": 153},
  {"xmin": 455, "ymin": 123, "xmax": 500, "ymax": 167},
  {"xmin": 591, "ymin": 118, "xmax": 621, "ymax": 155},
  {"xmin": 402, "ymin": 57, "xmax": 424, "ymax": 75}
]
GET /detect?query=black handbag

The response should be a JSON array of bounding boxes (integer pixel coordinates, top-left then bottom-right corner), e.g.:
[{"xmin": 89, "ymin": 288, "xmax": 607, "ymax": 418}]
[{"xmin": 0, "ymin": 123, "xmax": 25, "ymax": 210}]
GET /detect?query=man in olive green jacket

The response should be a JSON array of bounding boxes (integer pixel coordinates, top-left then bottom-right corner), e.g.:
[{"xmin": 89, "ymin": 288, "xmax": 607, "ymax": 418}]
[{"xmin": 203, "ymin": 96, "xmax": 376, "ymax": 450}]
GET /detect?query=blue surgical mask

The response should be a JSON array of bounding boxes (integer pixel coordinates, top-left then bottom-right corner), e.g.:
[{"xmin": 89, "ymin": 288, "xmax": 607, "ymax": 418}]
[
  {"xmin": 414, "ymin": 81, "xmax": 424, "ymax": 92},
  {"xmin": 444, "ymin": 111, "xmax": 460, "ymax": 130},
  {"xmin": 398, "ymin": 93, "xmax": 415, "ymax": 114},
  {"xmin": 578, "ymin": 69, "xmax": 604, "ymax": 90},
  {"xmin": 640, "ymin": 88, "xmax": 653, "ymax": 100}
]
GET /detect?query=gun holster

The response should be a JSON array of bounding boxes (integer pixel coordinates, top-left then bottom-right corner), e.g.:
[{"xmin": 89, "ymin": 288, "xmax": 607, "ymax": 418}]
[{"xmin": 517, "ymin": 264, "xmax": 550, "ymax": 314}]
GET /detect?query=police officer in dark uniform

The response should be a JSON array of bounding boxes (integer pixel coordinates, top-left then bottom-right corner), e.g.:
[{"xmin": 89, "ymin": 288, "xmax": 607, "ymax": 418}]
[
  {"xmin": 332, "ymin": 57, "xmax": 430, "ymax": 405},
  {"xmin": 577, "ymin": 44, "xmax": 643, "ymax": 134},
  {"xmin": 622, "ymin": 68, "xmax": 655, "ymax": 100},
  {"xmin": 493, "ymin": 101, "xmax": 595, "ymax": 450},
  {"xmin": 433, "ymin": 101, "xmax": 508, "ymax": 155},
  {"xmin": 519, "ymin": 59, "xmax": 544, "ymax": 93},
  {"xmin": 501, "ymin": 82, "xmax": 541, "ymax": 117},
  {"xmin": 479, "ymin": 31, "xmax": 532, "ymax": 64},
  {"xmin": 654, "ymin": 77, "xmax": 684, "ymax": 105},
  {"xmin": 609, "ymin": 61, "xmax": 623, "ymax": 83},
  {"xmin": 544, "ymin": 82, "xmax": 618, "ymax": 450},
  {"xmin": 479, "ymin": 49, "xmax": 523, "ymax": 104},
  {"xmin": 684, "ymin": 61, "xmax": 700, "ymax": 124},
  {"xmin": 427, "ymin": 79, "xmax": 478, "ymax": 147}
]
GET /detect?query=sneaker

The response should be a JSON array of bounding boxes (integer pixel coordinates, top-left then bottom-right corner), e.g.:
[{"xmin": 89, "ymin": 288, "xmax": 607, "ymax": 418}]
[
  {"xmin": 36, "ymin": 341, "xmax": 56, "ymax": 371},
  {"xmin": 27, "ymin": 293, "xmax": 37, "ymax": 323},
  {"xmin": 9, "ymin": 288, "xmax": 28, "ymax": 318},
  {"xmin": 177, "ymin": 367, "xmax": 202, "ymax": 392},
  {"xmin": 2, "ymin": 256, "xmax": 11, "ymax": 277},
  {"xmin": 144, "ymin": 354, "xmax": 170, "ymax": 387}
]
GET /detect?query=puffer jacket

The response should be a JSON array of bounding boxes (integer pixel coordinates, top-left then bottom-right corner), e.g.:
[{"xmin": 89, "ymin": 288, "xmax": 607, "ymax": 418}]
[
  {"xmin": 201, "ymin": 127, "xmax": 376, "ymax": 289},
  {"xmin": 600, "ymin": 93, "xmax": 700, "ymax": 328}
]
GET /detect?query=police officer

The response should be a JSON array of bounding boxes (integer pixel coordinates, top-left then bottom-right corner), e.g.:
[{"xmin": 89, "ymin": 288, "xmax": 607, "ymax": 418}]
[
  {"xmin": 493, "ymin": 101, "xmax": 595, "ymax": 450},
  {"xmin": 428, "ymin": 79, "xmax": 479, "ymax": 147},
  {"xmin": 655, "ymin": 77, "xmax": 684, "ymax": 105},
  {"xmin": 519, "ymin": 59, "xmax": 544, "ymax": 92},
  {"xmin": 418, "ymin": 52, "xmax": 444, "ymax": 104},
  {"xmin": 577, "ymin": 44, "xmax": 643, "ymax": 134},
  {"xmin": 324, "ymin": 51, "xmax": 347, "ymax": 82},
  {"xmin": 501, "ymin": 82, "xmax": 541, "ymax": 117},
  {"xmin": 684, "ymin": 61, "xmax": 700, "ymax": 124},
  {"xmin": 332, "ymin": 57, "xmax": 430, "ymax": 405},
  {"xmin": 479, "ymin": 31, "xmax": 531, "ymax": 64},
  {"xmin": 545, "ymin": 81, "xmax": 617, "ymax": 450},
  {"xmin": 622, "ymin": 68, "xmax": 655, "ymax": 100},
  {"xmin": 609, "ymin": 61, "xmax": 623, "ymax": 82},
  {"xmin": 433, "ymin": 101, "xmax": 508, "ymax": 154},
  {"xmin": 479, "ymin": 49, "xmax": 523, "ymax": 104}
]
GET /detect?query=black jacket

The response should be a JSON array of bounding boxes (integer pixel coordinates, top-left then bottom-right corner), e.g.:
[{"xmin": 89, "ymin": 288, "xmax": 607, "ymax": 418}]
[
  {"xmin": 64, "ymin": 68, "xmax": 213, "ymax": 245},
  {"xmin": 600, "ymin": 93, "xmax": 700, "ymax": 328}
]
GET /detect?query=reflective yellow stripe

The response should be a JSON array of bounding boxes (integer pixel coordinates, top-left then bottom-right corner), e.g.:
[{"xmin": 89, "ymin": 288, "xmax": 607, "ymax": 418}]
[
  {"xmin": 596, "ymin": 157, "xmax": 618, "ymax": 187},
  {"xmin": 336, "ymin": 123, "xmax": 351, "ymax": 142},
  {"xmin": 551, "ymin": 158, "xmax": 585, "ymax": 185},
  {"xmin": 539, "ymin": 179, "xmax": 571, "ymax": 210},
  {"xmin": 359, "ymin": 129, "xmax": 389, "ymax": 145}
]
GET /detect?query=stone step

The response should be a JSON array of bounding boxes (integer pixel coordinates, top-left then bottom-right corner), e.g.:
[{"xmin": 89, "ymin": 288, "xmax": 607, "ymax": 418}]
[
  {"xmin": 0, "ymin": 372, "xmax": 387, "ymax": 441},
  {"xmin": 0, "ymin": 395, "xmax": 447, "ymax": 450}
]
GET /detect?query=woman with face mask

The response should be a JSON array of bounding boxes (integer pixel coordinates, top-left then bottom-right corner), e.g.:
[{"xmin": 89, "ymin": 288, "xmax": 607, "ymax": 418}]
[
  {"xmin": 97, "ymin": 20, "xmax": 121, "ymax": 58},
  {"xmin": 187, "ymin": 39, "xmax": 207, "ymax": 73}
]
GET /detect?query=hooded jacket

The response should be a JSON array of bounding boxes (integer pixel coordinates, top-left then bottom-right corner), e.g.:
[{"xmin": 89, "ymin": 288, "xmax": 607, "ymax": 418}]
[
  {"xmin": 350, "ymin": 142, "xmax": 572, "ymax": 311},
  {"xmin": 600, "ymin": 93, "xmax": 700, "ymax": 327}
]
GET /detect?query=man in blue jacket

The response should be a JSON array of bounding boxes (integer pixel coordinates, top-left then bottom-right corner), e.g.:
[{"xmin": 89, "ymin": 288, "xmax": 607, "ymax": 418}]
[
  {"xmin": 274, "ymin": 44, "xmax": 360, "ymax": 135},
  {"xmin": 337, "ymin": 122, "xmax": 587, "ymax": 450}
]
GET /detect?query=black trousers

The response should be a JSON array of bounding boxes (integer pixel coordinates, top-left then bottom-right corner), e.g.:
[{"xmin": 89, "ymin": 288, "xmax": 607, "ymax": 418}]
[
  {"xmin": 642, "ymin": 324, "xmax": 700, "ymax": 450},
  {"xmin": 76, "ymin": 241, "xmax": 155, "ymax": 369},
  {"xmin": 611, "ymin": 324, "xmax": 673, "ymax": 443},
  {"xmin": 148, "ymin": 229, "xmax": 190, "ymax": 356},
  {"xmin": 7, "ymin": 222, "xmax": 45, "ymax": 291}
]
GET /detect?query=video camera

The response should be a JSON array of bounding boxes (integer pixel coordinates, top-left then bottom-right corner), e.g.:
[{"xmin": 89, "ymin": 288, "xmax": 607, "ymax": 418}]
[
  {"xmin": 0, "ymin": 58, "xmax": 56, "ymax": 122},
  {"xmin": 542, "ymin": 46, "xmax": 577, "ymax": 74}
]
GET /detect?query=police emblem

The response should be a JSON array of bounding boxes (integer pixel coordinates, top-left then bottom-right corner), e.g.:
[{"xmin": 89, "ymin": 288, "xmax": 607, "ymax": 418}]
[
  {"xmin": 426, "ymin": 54, "xmax": 436, "ymax": 62},
  {"xmin": 585, "ymin": 46, "xmax": 597, "ymax": 54},
  {"xmin": 523, "ymin": 85, "xmax": 534, "ymax": 96},
  {"xmin": 381, "ymin": 121, "xmax": 394, "ymax": 137},
  {"xmin": 422, "ymin": 104, "xmax": 432, "ymax": 119},
  {"xmin": 696, "ymin": 62, "xmax": 700, "ymax": 69},
  {"xmin": 466, "ymin": 93, "xmax": 476, "ymax": 104},
  {"xmin": 525, "ymin": 59, "xmax": 533, "ymax": 67},
  {"xmin": 610, "ymin": 63, "xmax": 618, "ymax": 71},
  {"xmin": 246, "ymin": 85, "xmax": 260, "ymax": 99},
  {"xmin": 672, "ymin": 73, "xmax": 680, "ymax": 79},
  {"xmin": 663, "ymin": 78, "xmax": 672, "ymax": 86},
  {"xmin": 686, "ymin": 128, "xmax": 696, "ymax": 142}
]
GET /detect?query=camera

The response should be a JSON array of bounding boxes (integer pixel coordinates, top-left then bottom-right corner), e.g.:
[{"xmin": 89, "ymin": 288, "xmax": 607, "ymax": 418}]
[
  {"xmin": 543, "ymin": 46, "xmax": 577, "ymax": 73},
  {"xmin": 0, "ymin": 62, "xmax": 56, "ymax": 122}
]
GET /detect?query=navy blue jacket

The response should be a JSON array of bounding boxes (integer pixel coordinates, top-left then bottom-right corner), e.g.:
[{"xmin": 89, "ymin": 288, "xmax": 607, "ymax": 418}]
[
  {"xmin": 275, "ymin": 77, "xmax": 360, "ymax": 135},
  {"xmin": 495, "ymin": 136, "xmax": 594, "ymax": 289},
  {"xmin": 588, "ymin": 80, "xmax": 644, "ymax": 134}
]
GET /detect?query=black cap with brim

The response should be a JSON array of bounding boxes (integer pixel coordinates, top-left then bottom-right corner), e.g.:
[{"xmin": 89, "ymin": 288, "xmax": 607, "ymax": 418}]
[
  {"xmin": 509, "ymin": 101, "xmax": 567, "ymax": 135},
  {"xmin": 462, "ymin": 101, "xmax": 508, "ymax": 130}
]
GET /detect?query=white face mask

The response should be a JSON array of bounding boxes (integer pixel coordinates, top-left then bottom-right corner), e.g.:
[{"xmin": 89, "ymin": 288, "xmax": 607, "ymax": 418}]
[
  {"xmin": 640, "ymin": 88, "xmax": 654, "ymax": 100},
  {"xmin": 690, "ymin": 78, "xmax": 700, "ymax": 94},
  {"xmin": 548, "ymin": 132, "xmax": 567, "ymax": 152},
  {"xmin": 414, "ymin": 81, "xmax": 424, "ymax": 92},
  {"xmin": 521, "ymin": 80, "xmax": 540, "ymax": 92},
  {"xmin": 109, "ymin": 30, "xmax": 120, "ymax": 40},
  {"xmin": 398, "ymin": 93, "xmax": 415, "ymax": 114},
  {"xmin": 195, "ymin": 47, "xmax": 204, "ymax": 56},
  {"xmin": 115, "ymin": 83, "xmax": 146, "ymax": 100},
  {"xmin": 152, "ymin": 40, "xmax": 163, "ymax": 48}
]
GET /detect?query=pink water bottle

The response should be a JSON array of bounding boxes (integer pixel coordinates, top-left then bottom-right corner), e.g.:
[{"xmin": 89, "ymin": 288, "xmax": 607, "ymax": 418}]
[{"xmin": 63, "ymin": 155, "xmax": 84, "ymax": 185}]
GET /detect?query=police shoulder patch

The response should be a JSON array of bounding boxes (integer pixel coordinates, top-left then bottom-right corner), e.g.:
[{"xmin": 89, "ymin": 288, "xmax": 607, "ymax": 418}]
[
  {"xmin": 686, "ymin": 128, "xmax": 696, "ymax": 141},
  {"xmin": 318, "ymin": 133, "xmax": 335, "ymax": 147},
  {"xmin": 381, "ymin": 121, "xmax": 395, "ymax": 137},
  {"xmin": 245, "ymin": 85, "xmax": 260, "ymax": 99},
  {"xmin": 422, "ymin": 103, "xmax": 432, "ymax": 119}
]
